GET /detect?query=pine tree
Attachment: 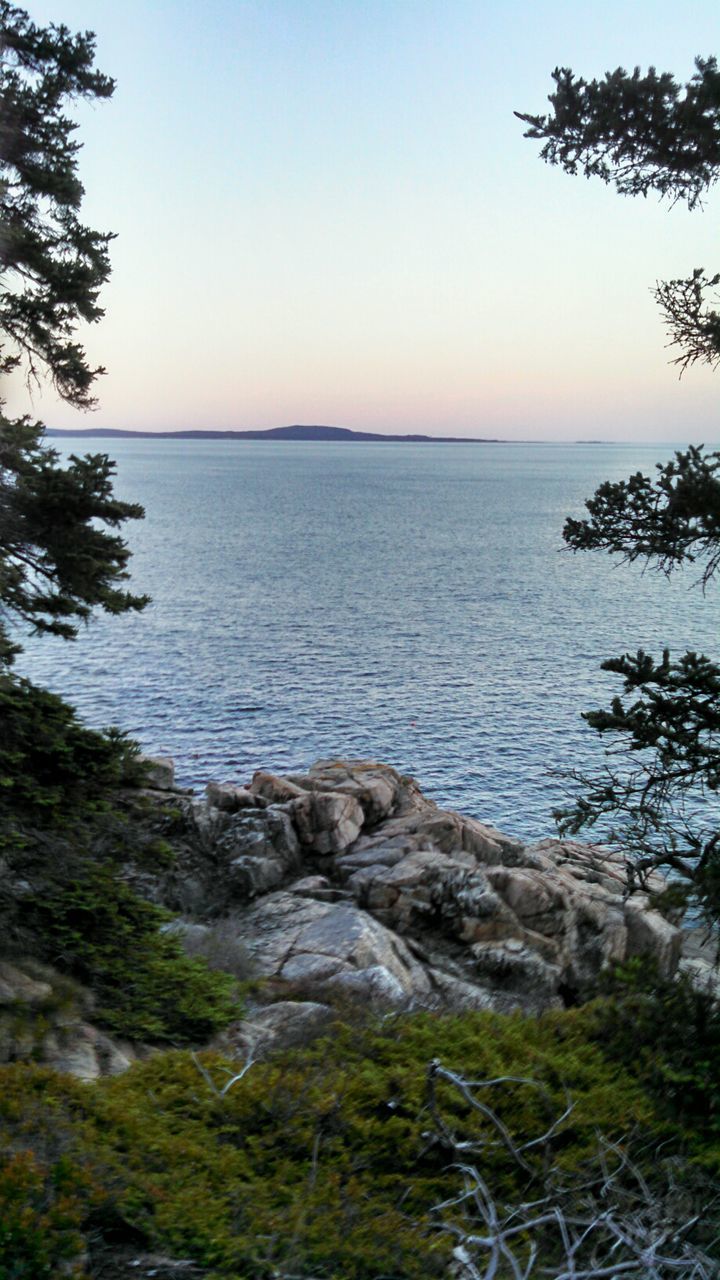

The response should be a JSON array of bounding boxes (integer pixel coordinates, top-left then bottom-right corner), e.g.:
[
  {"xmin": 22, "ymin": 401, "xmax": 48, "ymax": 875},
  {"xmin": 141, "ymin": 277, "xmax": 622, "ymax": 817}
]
[
  {"xmin": 0, "ymin": 3, "xmax": 147, "ymax": 665},
  {"xmin": 519, "ymin": 61, "xmax": 720, "ymax": 922},
  {"xmin": 516, "ymin": 58, "xmax": 720, "ymax": 374}
]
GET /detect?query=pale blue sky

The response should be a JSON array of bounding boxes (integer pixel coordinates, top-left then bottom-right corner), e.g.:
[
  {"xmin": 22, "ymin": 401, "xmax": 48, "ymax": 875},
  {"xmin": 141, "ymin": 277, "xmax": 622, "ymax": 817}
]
[{"xmin": 14, "ymin": 0, "xmax": 720, "ymax": 440}]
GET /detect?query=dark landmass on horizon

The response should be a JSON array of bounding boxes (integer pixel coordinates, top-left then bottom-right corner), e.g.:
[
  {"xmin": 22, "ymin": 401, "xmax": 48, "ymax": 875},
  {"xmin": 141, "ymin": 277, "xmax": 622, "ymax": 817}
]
[{"xmin": 45, "ymin": 424, "xmax": 502, "ymax": 443}]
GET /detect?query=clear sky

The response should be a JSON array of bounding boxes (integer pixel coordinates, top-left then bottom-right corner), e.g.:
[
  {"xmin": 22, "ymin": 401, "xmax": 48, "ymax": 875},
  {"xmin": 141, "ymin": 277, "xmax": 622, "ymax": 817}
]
[{"xmin": 12, "ymin": 0, "xmax": 720, "ymax": 440}]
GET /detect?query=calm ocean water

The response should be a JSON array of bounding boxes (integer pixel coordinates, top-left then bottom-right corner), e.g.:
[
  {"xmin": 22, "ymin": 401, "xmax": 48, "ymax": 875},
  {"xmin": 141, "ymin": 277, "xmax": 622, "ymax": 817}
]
[{"xmin": 21, "ymin": 439, "xmax": 720, "ymax": 841}]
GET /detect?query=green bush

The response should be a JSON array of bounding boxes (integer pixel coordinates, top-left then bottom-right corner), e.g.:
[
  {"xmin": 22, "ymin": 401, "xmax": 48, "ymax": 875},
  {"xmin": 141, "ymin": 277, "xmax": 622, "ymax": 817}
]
[
  {"xmin": 21, "ymin": 862, "xmax": 240, "ymax": 1041},
  {"xmin": 0, "ymin": 1148, "xmax": 93, "ymax": 1279},
  {"xmin": 0, "ymin": 675, "xmax": 139, "ymax": 838},
  {"xmin": 2, "ymin": 1007, "xmax": 707, "ymax": 1279},
  {"xmin": 589, "ymin": 959, "xmax": 720, "ymax": 1153},
  {"xmin": 0, "ymin": 675, "xmax": 239, "ymax": 1043}
]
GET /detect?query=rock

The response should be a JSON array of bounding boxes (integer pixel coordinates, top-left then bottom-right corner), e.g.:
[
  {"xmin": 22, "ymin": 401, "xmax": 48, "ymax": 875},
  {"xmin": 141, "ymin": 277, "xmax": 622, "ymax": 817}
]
[
  {"xmin": 213, "ymin": 807, "xmax": 302, "ymax": 902},
  {"xmin": 624, "ymin": 898, "xmax": 682, "ymax": 977},
  {"xmin": 2, "ymin": 757, "xmax": 691, "ymax": 1081},
  {"xmin": 43, "ymin": 1033, "xmax": 101, "ymax": 1081},
  {"xmin": 679, "ymin": 924, "xmax": 720, "ymax": 998},
  {"xmin": 94, "ymin": 1033, "xmax": 136, "ymax": 1075},
  {"xmin": 0, "ymin": 959, "xmax": 140, "ymax": 1079},
  {"xmin": 484, "ymin": 866, "xmax": 567, "ymax": 934},
  {"xmin": 0, "ymin": 960, "xmax": 53, "ymax": 1006},
  {"xmin": 470, "ymin": 941, "xmax": 562, "ymax": 1011},
  {"xmin": 679, "ymin": 955, "xmax": 720, "ymax": 998},
  {"xmin": 150, "ymin": 761, "xmax": 685, "ymax": 1016},
  {"xmin": 330, "ymin": 964, "xmax": 411, "ymax": 1005},
  {"xmin": 290, "ymin": 875, "xmax": 331, "ymax": 894},
  {"xmin": 231, "ymin": 891, "xmax": 433, "ymax": 1005},
  {"xmin": 41, "ymin": 1023, "xmax": 134, "ymax": 1080},
  {"xmin": 138, "ymin": 755, "xmax": 176, "ymax": 791},
  {"xmin": 289, "ymin": 790, "xmax": 364, "ymax": 854},
  {"xmin": 219, "ymin": 1001, "xmax": 335, "ymax": 1059},
  {"xmin": 288, "ymin": 875, "xmax": 348, "ymax": 902},
  {"xmin": 423, "ymin": 967, "xmax": 498, "ymax": 1011},
  {"xmin": 206, "ymin": 781, "xmax": 265, "ymax": 812},
  {"xmin": 280, "ymin": 952, "xmax": 344, "ymax": 984},
  {"xmin": 249, "ymin": 770, "xmax": 306, "ymax": 804},
  {"xmin": 291, "ymin": 760, "xmax": 404, "ymax": 825}
]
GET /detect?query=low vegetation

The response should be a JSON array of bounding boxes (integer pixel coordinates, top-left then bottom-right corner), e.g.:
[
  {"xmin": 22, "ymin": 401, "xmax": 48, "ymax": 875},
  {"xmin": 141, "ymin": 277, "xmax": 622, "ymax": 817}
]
[{"xmin": 0, "ymin": 979, "xmax": 718, "ymax": 1278}]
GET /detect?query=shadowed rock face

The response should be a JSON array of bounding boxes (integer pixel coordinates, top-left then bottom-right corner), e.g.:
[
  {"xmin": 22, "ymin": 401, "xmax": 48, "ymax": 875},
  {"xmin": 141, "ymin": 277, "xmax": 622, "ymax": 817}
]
[{"xmin": 180, "ymin": 758, "xmax": 681, "ymax": 1018}]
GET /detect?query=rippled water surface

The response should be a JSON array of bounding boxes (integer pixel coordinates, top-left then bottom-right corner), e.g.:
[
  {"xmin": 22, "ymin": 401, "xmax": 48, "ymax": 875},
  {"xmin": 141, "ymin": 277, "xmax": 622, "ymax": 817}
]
[{"xmin": 22, "ymin": 440, "xmax": 720, "ymax": 840}]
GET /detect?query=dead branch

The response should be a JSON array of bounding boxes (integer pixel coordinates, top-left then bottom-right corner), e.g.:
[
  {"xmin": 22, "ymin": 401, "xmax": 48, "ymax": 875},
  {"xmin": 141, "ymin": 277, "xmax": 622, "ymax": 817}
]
[{"xmin": 425, "ymin": 1063, "xmax": 715, "ymax": 1280}]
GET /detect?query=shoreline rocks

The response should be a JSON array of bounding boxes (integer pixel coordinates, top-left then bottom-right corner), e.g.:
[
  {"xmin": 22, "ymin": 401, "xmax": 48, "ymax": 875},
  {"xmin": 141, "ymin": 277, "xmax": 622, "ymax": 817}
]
[
  {"xmin": 4, "ymin": 757, "xmax": 713, "ymax": 1078},
  {"xmin": 174, "ymin": 758, "xmax": 684, "ymax": 1018}
]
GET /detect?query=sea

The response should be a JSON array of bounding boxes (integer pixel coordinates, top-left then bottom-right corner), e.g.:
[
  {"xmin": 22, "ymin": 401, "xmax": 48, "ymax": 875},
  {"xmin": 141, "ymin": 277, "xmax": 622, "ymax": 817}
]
[{"xmin": 19, "ymin": 438, "xmax": 720, "ymax": 843}]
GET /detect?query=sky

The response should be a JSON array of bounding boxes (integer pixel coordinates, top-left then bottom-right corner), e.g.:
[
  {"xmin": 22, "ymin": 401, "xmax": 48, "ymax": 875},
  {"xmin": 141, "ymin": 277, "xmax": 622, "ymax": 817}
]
[{"xmin": 10, "ymin": 0, "xmax": 720, "ymax": 441}]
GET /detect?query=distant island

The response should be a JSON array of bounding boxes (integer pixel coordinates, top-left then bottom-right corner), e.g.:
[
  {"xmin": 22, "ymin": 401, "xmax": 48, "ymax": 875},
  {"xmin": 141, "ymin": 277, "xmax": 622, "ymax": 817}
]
[{"xmin": 45, "ymin": 424, "xmax": 502, "ymax": 443}]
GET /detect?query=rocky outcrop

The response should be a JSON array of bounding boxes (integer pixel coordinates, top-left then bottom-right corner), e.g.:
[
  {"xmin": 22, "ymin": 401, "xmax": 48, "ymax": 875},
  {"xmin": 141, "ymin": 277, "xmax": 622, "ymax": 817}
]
[
  {"xmin": 167, "ymin": 757, "xmax": 683, "ymax": 1019},
  {"xmin": 137, "ymin": 754, "xmax": 177, "ymax": 791},
  {"xmin": 2, "ymin": 758, "xmax": 690, "ymax": 1077}
]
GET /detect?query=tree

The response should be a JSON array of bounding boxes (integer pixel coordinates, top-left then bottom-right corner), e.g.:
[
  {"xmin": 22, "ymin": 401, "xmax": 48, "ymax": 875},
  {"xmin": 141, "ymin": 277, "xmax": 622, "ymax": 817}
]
[
  {"xmin": 518, "ymin": 64, "xmax": 720, "ymax": 922},
  {"xmin": 557, "ymin": 455, "xmax": 720, "ymax": 917},
  {"xmin": 0, "ymin": 3, "xmax": 147, "ymax": 664},
  {"xmin": 0, "ymin": 8, "xmax": 244, "ymax": 1048},
  {"xmin": 516, "ymin": 58, "xmax": 720, "ymax": 374},
  {"xmin": 0, "ymin": 0, "xmax": 114, "ymax": 405}
]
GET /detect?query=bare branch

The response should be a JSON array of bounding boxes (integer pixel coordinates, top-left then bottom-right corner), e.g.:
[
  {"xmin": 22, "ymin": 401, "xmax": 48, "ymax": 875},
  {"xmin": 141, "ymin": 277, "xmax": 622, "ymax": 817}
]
[
  {"xmin": 191, "ymin": 1050, "xmax": 255, "ymax": 1097},
  {"xmin": 426, "ymin": 1066, "xmax": 715, "ymax": 1280}
]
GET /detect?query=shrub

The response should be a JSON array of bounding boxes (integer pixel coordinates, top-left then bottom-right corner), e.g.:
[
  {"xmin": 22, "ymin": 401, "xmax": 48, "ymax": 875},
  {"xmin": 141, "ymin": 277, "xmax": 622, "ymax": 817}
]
[
  {"xmin": 21, "ymin": 863, "xmax": 241, "ymax": 1041},
  {"xmin": 0, "ymin": 675, "xmax": 138, "ymax": 839},
  {"xmin": 0, "ymin": 1149, "xmax": 93, "ymax": 1279},
  {"xmin": 174, "ymin": 918, "xmax": 256, "ymax": 982},
  {"xmin": 589, "ymin": 959, "xmax": 720, "ymax": 1152},
  {"xmin": 0, "ymin": 676, "xmax": 239, "ymax": 1044},
  {"xmin": 0, "ymin": 1004, "xmax": 716, "ymax": 1277}
]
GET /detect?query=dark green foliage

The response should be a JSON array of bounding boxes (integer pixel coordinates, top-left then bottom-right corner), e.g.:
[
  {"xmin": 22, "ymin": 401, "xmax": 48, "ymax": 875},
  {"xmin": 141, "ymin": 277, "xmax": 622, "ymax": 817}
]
[
  {"xmin": 0, "ymin": 1, "xmax": 114, "ymax": 405},
  {"xmin": 521, "ymin": 60, "xmax": 720, "ymax": 916},
  {"xmin": 655, "ymin": 268, "xmax": 720, "ymax": 376},
  {"xmin": 563, "ymin": 445, "xmax": 720, "ymax": 583},
  {"xmin": 0, "ymin": 672, "xmax": 138, "ymax": 833},
  {"xmin": 0, "ymin": 7, "xmax": 212, "ymax": 1046},
  {"xmin": 22, "ymin": 862, "xmax": 240, "ymax": 1041},
  {"xmin": 555, "ymin": 644, "xmax": 720, "ymax": 915},
  {"xmin": 515, "ymin": 58, "xmax": 720, "ymax": 208},
  {"xmin": 0, "ymin": 674, "xmax": 239, "ymax": 1043},
  {"xmin": 517, "ymin": 58, "xmax": 720, "ymax": 371},
  {"xmin": 591, "ymin": 961, "xmax": 720, "ymax": 1150},
  {"xmin": 0, "ymin": 1148, "xmax": 94, "ymax": 1278},
  {"xmin": 0, "ymin": 664, "xmax": 223, "ymax": 1043},
  {"xmin": 0, "ymin": 417, "xmax": 149, "ymax": 663},
  {"xmin": 0, "ymin": 6, "xmax": 148, "ymax": 663}
]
